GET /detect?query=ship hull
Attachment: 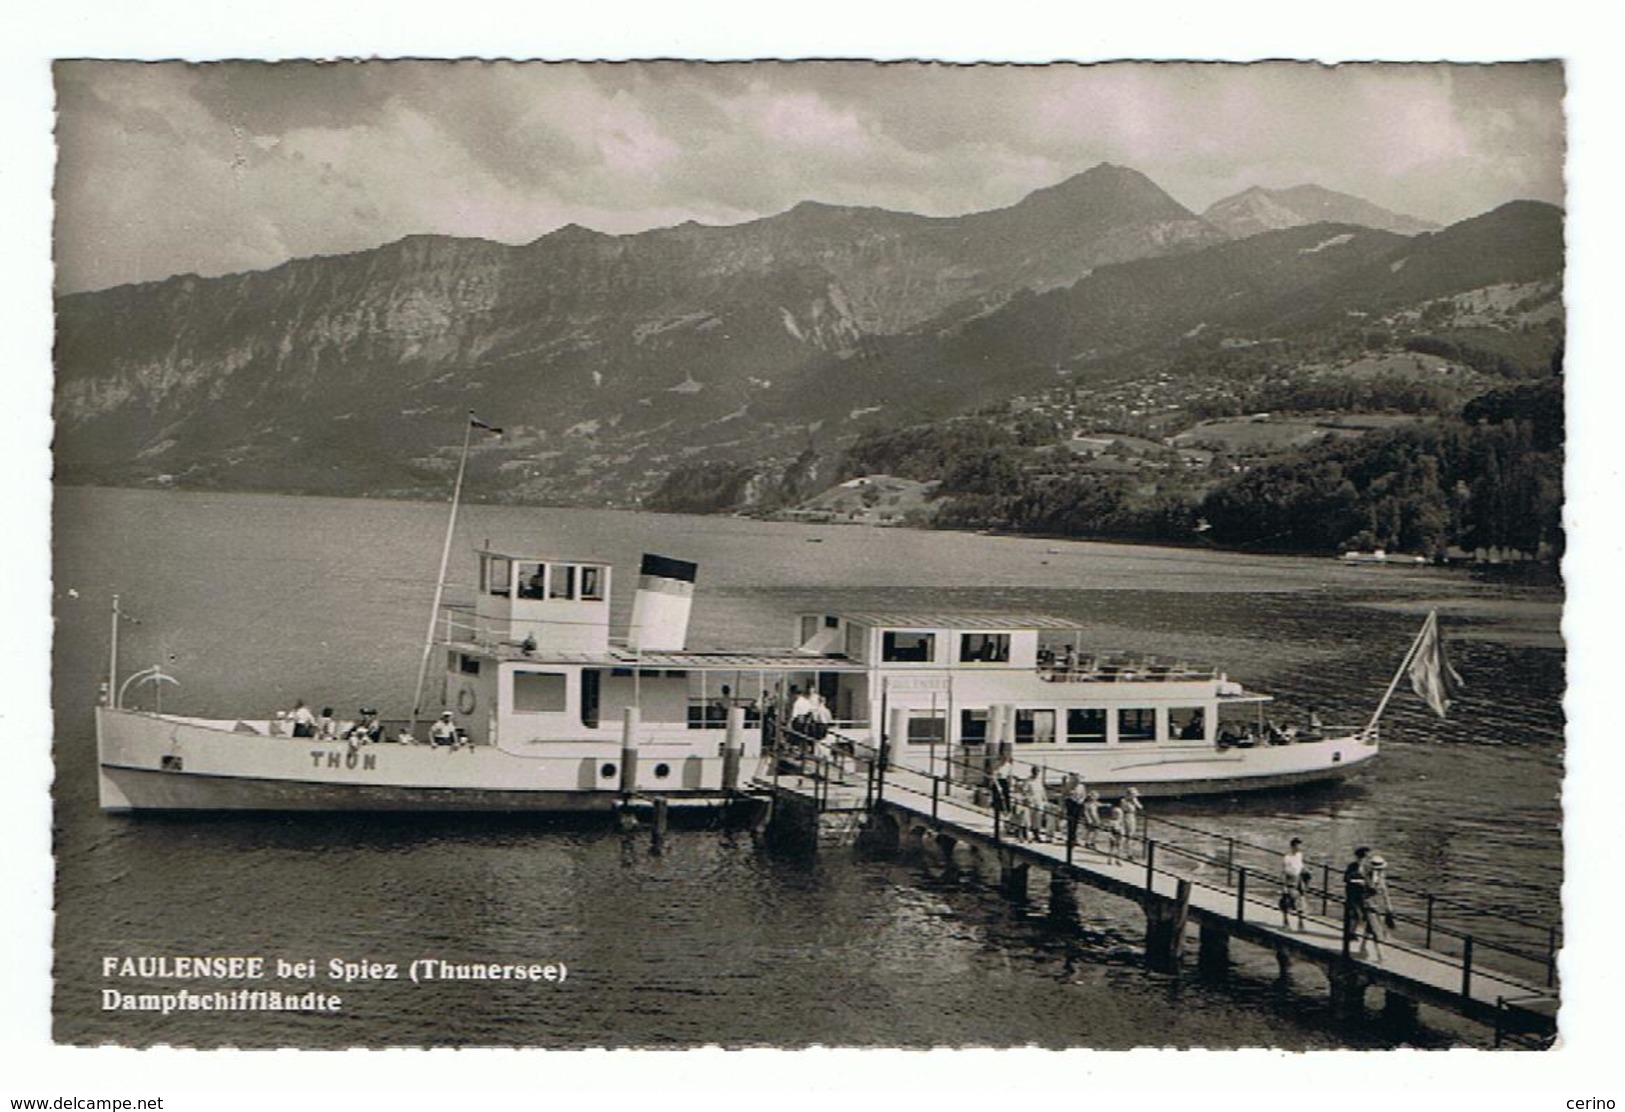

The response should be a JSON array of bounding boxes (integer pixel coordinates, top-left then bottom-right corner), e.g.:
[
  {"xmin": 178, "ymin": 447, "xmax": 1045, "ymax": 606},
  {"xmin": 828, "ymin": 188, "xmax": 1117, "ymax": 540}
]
[
  {"xmin": 97, "ymin": 707, "xmax": 750, "ymax": 814},
  {"xmin": 877, "ymin": 732, "xmax": 1378, "ymax": 799}
]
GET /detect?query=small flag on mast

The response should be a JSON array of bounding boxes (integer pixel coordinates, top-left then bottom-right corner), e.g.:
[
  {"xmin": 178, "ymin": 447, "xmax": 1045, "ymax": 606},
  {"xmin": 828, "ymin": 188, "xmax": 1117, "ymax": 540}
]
[
  {"xmin": 1408, "ymin": 610, "xmax": 1463, "ymax": 717},
  {"xmin": 470, "ymin": 414, "xmax": 503, "ymax": 435}
]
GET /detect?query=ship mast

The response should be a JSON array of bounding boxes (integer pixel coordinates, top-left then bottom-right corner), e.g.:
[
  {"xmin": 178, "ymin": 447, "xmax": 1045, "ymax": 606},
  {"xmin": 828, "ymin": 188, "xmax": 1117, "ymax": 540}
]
[{"xmin": 410, "ymin": 412, "xmax": 479, "ymax": 737}]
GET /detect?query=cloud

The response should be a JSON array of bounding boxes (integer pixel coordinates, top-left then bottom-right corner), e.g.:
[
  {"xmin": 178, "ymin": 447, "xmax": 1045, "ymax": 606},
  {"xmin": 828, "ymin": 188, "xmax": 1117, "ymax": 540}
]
[{"xmin": 52, "ymin": 60, "xmax": 1565, "ymax": 293}]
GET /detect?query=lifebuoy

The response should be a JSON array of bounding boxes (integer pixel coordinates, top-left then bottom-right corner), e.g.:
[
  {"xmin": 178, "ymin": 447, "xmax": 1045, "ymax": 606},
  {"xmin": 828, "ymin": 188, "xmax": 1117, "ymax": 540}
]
[{"xmin": 457, "ymin": 684, "xmax": 477, "ymax": 716}]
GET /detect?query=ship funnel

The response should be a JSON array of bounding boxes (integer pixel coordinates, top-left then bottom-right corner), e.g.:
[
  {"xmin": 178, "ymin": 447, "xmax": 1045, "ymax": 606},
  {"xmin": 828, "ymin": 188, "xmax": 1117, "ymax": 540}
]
[{"xmin": 628, "ymin": 553, "xmax": 698, "ymax": 651}]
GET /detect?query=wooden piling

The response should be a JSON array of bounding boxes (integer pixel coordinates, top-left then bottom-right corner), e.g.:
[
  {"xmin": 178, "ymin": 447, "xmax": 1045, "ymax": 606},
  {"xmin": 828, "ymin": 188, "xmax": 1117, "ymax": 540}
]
[
  {"xmin": 618, "ymin": 707, "xmax": 640, "ymax": 797},
  {"xmin": 722, "ymin": 706, "xmax": 744, "ymax": 792},
  {"xmin": 1198, "ymin": 923, "xmax": 1232, "ymax": 975},
  {"xmin": 1144, "ymin": 878, "xmax": 1192, "ymax": 972},
  {"xmin": 650, "ymin": 796, "xmax": 669, "ymax": 854}
]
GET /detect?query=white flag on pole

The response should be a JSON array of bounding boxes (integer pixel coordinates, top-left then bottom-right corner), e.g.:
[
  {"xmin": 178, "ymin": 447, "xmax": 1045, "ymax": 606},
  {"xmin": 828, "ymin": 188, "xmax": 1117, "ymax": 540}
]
[{"xmin": 1408, "ymin": 610, "xmax": 1464, "ymax": 717}]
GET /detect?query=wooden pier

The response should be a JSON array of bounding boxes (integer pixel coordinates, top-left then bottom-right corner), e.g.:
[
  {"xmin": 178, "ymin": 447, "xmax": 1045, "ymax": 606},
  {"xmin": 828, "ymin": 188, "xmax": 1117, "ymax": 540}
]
[{"xmin": 753, "ymin": 741, "xmax": 1558, "ymax": 1047}]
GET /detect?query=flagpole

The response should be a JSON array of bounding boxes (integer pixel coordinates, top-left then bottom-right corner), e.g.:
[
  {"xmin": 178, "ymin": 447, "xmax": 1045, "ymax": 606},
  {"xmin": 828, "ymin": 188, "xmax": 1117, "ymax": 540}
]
[
  {"xmin": 411, "ymin": 411, "xmax": 477, "ymax": 737},
  {"xmin": 1362, "ymin": 610, "xmax": 1435, "ymax": 740}
]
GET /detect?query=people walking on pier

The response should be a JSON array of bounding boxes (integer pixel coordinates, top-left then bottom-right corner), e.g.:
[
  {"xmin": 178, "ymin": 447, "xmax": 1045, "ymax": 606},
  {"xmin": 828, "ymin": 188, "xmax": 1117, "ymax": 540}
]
[
  {"xmin": 1119, "ymin": 787, "xmax": 1143, "ymax": 858},
  {"xmin": 1082, "ymin": 790, "xmax": 1103, "ymax": 850},
  {"xmin": 1019, "ymin": 767, "xmax": 1049, "ymax": 841},
  {"xmin": 1356, "ymin": 853, "xmax": 1395, "ymax": 959},
  {"xmin": 1102, "ymin": 802, "xmax": 1125, "ymax": 863},
  {"xmin": 1343, "ymin": 846, "xmax": 1377, "ymax": 957},
  {"xmin": 990, "ymin": 753, "xmax": 1015, "ymax": 825},
  {"xmin": 1280, "ymin": 837, "xmax": 1308, "ymax": 931},
  {"xmin": 1063, "ymin": 775, "xmax": 1088, "ymax": 848}
]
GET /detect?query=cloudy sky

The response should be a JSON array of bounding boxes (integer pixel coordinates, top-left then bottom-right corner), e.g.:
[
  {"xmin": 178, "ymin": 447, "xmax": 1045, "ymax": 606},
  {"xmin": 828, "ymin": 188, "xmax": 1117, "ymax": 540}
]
[{"xmin": 53, "ymin": 60, "xmax": 1565, "ymax": 293}]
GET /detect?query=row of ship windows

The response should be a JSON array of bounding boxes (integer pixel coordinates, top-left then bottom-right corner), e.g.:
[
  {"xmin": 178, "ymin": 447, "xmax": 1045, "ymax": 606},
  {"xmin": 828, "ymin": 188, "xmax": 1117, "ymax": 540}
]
[
  {"xmin": 482, "ymin": 559, "xmax": 608, "ymax": 602},
  {"xmin": 882, "ymin": 631, "xmax": 1008, "ymax": 663},
  {"xmin": 909, "ymin": 707, "xmax": 1206, "ymax": 745}
]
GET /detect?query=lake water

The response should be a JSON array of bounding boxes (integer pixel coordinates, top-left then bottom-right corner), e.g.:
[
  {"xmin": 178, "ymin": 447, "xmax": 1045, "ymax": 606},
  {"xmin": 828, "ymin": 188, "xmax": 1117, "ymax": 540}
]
[{"xmin": 50, "ymin": 487, "xmax": 1564, "ymax": 1048}]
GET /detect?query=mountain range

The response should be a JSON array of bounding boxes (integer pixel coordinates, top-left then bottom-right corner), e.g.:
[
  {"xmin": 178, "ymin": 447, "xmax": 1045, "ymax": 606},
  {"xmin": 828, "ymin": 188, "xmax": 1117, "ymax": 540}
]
[{"xmin": 53, "ymin": 166, "xmax": 1560, "ymax": 506}]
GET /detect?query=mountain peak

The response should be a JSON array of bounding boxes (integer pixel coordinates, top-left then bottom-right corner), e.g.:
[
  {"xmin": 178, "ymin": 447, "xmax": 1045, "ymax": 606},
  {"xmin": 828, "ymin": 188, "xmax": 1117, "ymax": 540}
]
[
  {"xmin": 1203, "ymin": 185, "xmax": 1439, "ymax": 239},
  {"xmin": 1009, "ymin": 163, "xmax": 1196, "ymax": 222}
]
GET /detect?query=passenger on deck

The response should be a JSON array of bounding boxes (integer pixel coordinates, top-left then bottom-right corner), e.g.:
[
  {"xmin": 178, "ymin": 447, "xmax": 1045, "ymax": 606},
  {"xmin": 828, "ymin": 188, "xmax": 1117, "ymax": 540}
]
[
  {"xmin": 1305, "ymin": 707, "xmax": 1325, "ymax": 739},
  {"xmin": 288, "ymin": 700, "xmax": 316, "ymax": 738},
  {"xmin": 809, "ymin": 693, "xmax": 834, "ymax": 738},
  {"xmin": 348, "ymin": 708, "xmax": 382, "ymax": 744},
  {"xmin": 1181, "ymin": 713, "xmax": 1206, "ymax": 740},
  {"xmin": 430, "ymin": 711, "xmax": 457, "ymax": 747},
  {"xmin": 317, "ymin": 706, "xmax": 338, "ymax": 740},
  {"xmin": 1061, "ymin": 645, "xmax": 1078, "ymax": 675},
  {"xmin": 788, "ymin": 686, "xmax": 813, "ymax": 741}
]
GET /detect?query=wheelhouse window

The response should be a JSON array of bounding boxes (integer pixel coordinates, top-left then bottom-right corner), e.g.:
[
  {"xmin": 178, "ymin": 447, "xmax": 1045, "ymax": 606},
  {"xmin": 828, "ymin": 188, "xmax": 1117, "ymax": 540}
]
[
  {"xmin": 517, "ymin": 562, "xmax": 546, "ymax": 599},
  {"xmin": 580, "ymin": 566, "xmax": 605, "ymax": 601},
  {"xmin": 550, "ymin": 564, "xmax": 576, "ymax": 600},
  {"xmin": 487, "ymin": 556, "xmax": 512, "ymax": 597},
  {"xmin": 959, "ymin": 633, "xmax": 1011, "ymax": 663},
  {"xmin": 1015, "ymin": 708, "xmax": 1056, "ymax": 745},
  {"xmin": 907, "ymin": 710, "xmax": 947, "ymax": 746},
  {"xmin": 1118, "ymin": 707, "xmax": 1156, "ymax": 742},
  {"xmin": 960, "ymin": 708, "xmax": 989, "ymax": 745},
  {"xmin": 457, "ymin": 653, "xmax": 481, "ymax": 676},
  {"xmin": 1066, "ymin": 707, "xmax": 1107, "ymax": 743},
  {"xmin": 512, "ymin": 671, "xmax": 568, "ymax": 713},
  {"xmin": 882, "ymin": 631, "xmax": 936, "ymax": 663}
]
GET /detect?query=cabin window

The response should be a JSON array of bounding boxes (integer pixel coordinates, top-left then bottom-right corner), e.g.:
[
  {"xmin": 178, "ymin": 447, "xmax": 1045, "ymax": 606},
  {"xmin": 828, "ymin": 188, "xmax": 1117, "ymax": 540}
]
[
  {"xmin": 906, "ymin": 711, "xmax": 947, "ymax": 746},
  {"xmin": 1066, "ymin": 707, "xmax": 1107, "ymax": 743},
  {"xmin": 882, "ymin": 631, "xmax": 936, "ymax": 663},
  {"xmin": 959, "ymin": 633, "xmax": 1011, "ymax": 663},
  {"xmin": 1172, "ymin": 707, "xmax": 1207, "ymax": 741},
  {"xmin": 512, "ymin": 671, "xmax": 568, "ymax": 714},
  {"xmin": 488, "ymin": 557, "xmax": 512, "ymax": 598},
  {"xmin": 1015, "ymin": 708, "xmax": 1056, "ymax": 745},
  {"xmin": 845, "ymin": 623, "xmax": 866, "ymax": 660},
  {"xmin": 551, "ymin": 565, "xmax": 576, "ymax": 600},
  {"xmin": 580, "ymin": 670, "xmax": 601, "ymax": 729},
  {"xmin": 960, "ymin": 708, "xmax": 989, "ymax": 745},
  {"xmin": 517, "ymin": 562, "xmax": 547, "ymax": 599},
  {"xmin": 580, "ymin": 566, "xmax": 604, "ymax": 601},
  {"xmin": 1118, "ymin": 708, "xmax": 1156, "ymax": 742},
  {"xmin": 458, "ymin": 654, "xmax": 481, "ymax": 676}
]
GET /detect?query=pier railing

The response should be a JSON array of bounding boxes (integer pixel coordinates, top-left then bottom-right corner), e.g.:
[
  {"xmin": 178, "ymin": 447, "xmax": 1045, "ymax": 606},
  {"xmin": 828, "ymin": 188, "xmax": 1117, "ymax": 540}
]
[{"xmin": 768, "ymin": 724, "xmax": 1560, "ymax": 993}]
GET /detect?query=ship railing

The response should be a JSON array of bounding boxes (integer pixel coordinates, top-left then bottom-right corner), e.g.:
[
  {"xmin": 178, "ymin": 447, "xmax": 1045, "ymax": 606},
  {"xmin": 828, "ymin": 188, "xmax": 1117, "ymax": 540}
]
[
  {"xmin": 780, "ymin": 738, "xmax": 1560, "ymax": 992},
  {"xmin": 436, "ymin": 603, "xmax": 484, "ymax": 645},
  {"xmin": 1038, "ymin": 654, "xmax": 1217, "ymax": 683}
]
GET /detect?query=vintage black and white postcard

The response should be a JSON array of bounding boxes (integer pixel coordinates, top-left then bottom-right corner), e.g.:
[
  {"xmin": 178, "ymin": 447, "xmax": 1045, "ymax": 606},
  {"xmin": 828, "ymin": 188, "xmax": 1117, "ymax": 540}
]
[{"xmin": 14, "ymin": 6, "xmax": 1614, "ymax": 1104}]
